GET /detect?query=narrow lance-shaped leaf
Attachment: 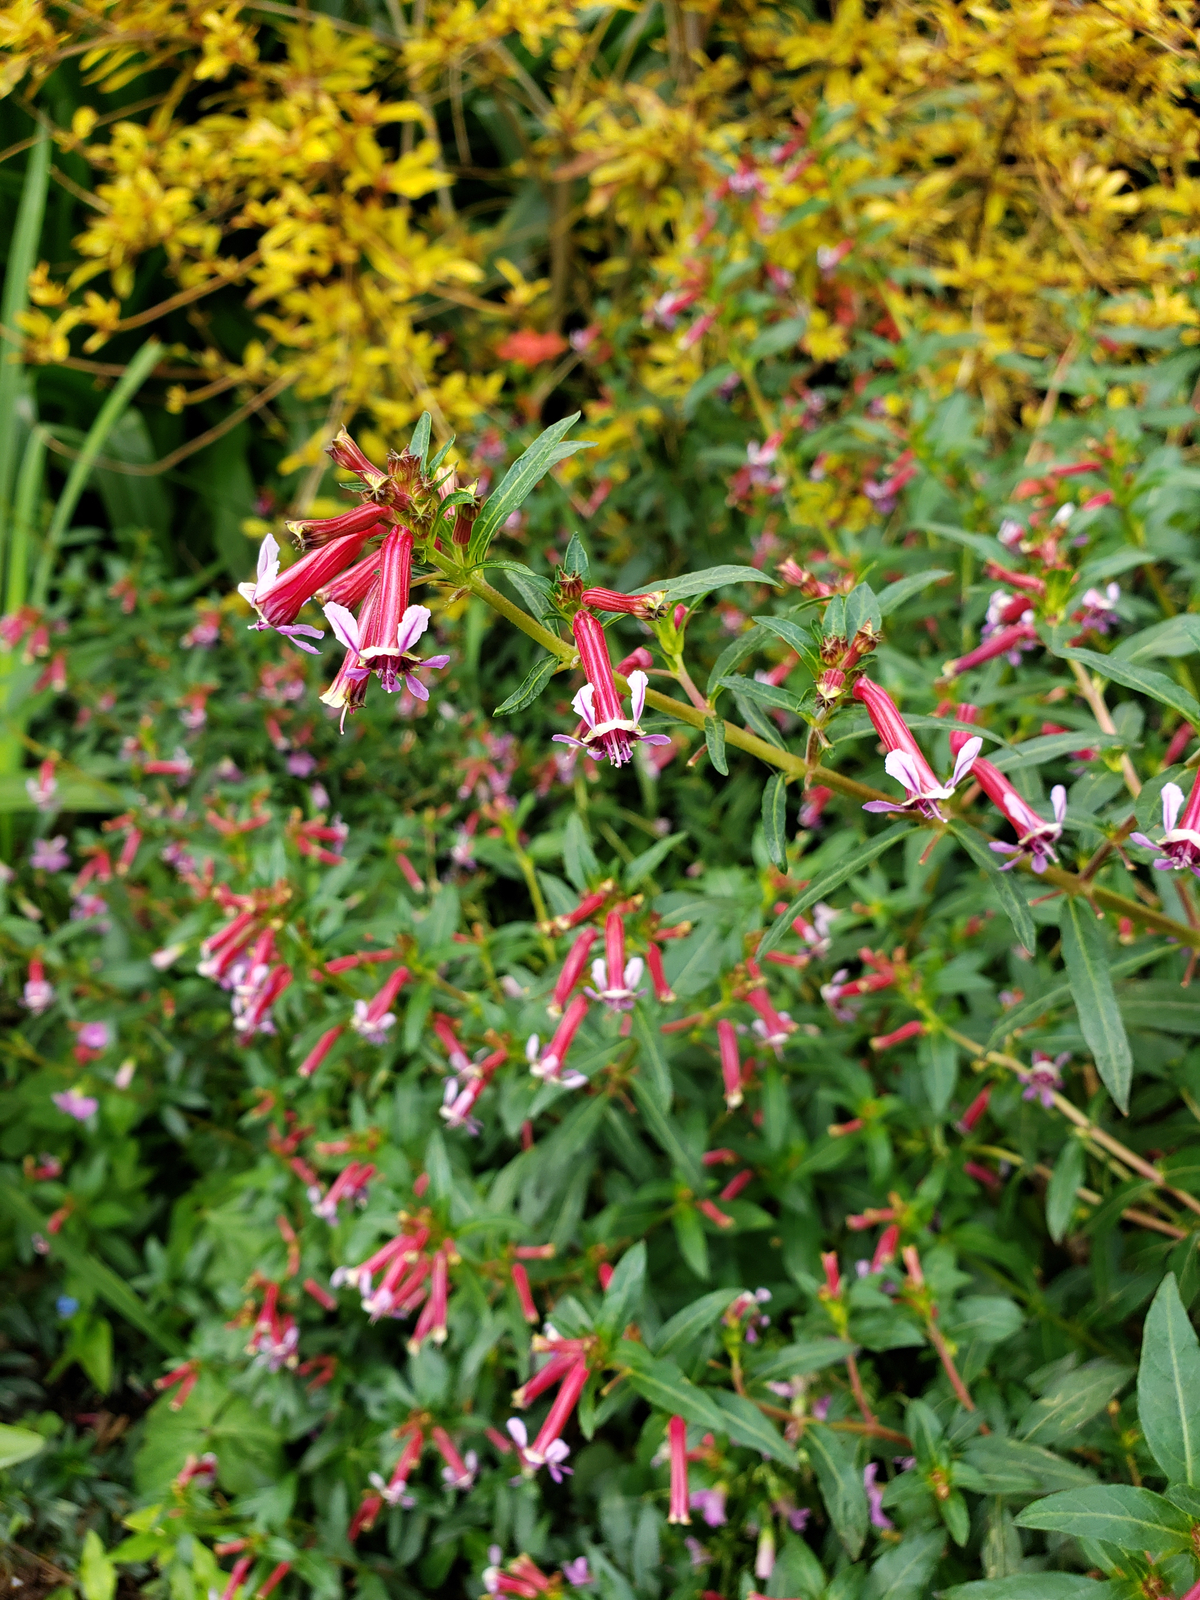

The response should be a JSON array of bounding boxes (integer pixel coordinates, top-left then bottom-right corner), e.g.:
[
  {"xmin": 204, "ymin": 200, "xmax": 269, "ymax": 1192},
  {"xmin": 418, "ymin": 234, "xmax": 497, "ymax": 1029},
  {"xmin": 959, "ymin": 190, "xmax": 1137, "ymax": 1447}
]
[
  {"xmin": 950, "ymin": 823, "xmax": 1036, "ymax": 950},
  {"xmin": 760, "ymin": 825, "xmax": 914, "ymax": 956},
  {"xmin": 1137, "ymin": 1272, "xmax": 1200, "ymax": 1486},
  {"xmin": 704, "ymin": 715, "xmax": 728, "ymax": 775},
  {"xmin": 1055, "ymin": 644, "xmax": 1200, "ymax": 728},
  {"xmin": 495, "ymin": 653, "xmax": 559, "ymax": 715},
  {"xmin": 470, "ymin": 414, "xmax": 593, "ymax": 561},
  {"xmin": 1060, "ymin": 898, "xmax": 1132, "ymax": 1113},
  {"xmin": 762, "ymin": 772, "xmax": 788, "ymax": 871},
  {"xmin": 1014, "ymin": 1485, "xmax": 1193, "ymax": 1558}
]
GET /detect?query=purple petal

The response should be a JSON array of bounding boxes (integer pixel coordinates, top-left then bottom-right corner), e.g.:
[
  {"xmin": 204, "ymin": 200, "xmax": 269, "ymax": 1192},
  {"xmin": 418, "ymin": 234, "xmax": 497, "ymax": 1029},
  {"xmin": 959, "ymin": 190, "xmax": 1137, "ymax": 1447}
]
[
  {"xmin": 424, "ymin": 655, "xmax": 451, "ymax": 670},
  {"xmin": 552, "ymin": 734, "xmax": 585, "ymax": 749},
  {"xmin": 397, "ymin": 604, "xmax": 431, "ymax": 654},
  {"xmin": 639, "ymin": 733, "xmax": 672, "ymax": 746},
  {"xmin": 405, "ymin": 674, "xmax": 430, "ymax": 702},
  {"xmin": 572, "ymin": 684, "xmax": 597, "ymax": 729},
  {"xmin": 257, "ymin": 532, "xmax": 280, "ymax": 586},
  {"xmin": 1129, "ymin": 832, "xmax": 1157, "ymax": 850},
  {"xmin": 323, "ymin": 602, "xmax": 360, "ymax": 653},
  {"xmin": 1051, "ymin": 785, "xmax": 1067, "ymax": 825},
  {"xmin": 989, "ymin": 841, "xmax": 1020, "ymax": 854},
  {"xmin": 884, "ymin": 748, "xmax": 921, "ymax": 794},
  {"xmin": 862, "ymin": 800, "xmax": 905, "ymax": 814}
]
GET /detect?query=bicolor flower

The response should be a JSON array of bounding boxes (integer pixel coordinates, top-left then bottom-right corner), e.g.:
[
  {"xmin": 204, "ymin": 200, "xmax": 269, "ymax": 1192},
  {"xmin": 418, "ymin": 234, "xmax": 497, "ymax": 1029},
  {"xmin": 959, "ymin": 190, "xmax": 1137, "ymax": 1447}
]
[
  {"xmin": 527, "ymin": 993, "xmax": 589, "ymax": 1088},
  {"xmin": 716, "ymin": 1020, "xmax": 744, "ymax": 1109},
  {"xmin": 584, "ymin": 911, "xmax": 644, "ymax": 1011},
  {"xmin": 53, "ymin": 1088, "xmax": 98, "ymax": 1122},
  {"xmin": 552, "ymin": 611, "xmax": 671, "ymax": 769},
  {"xmin": 1024, "ymin": 1051, "xmax": 1069, "ymax": 1110},
  {"xmin": 548, "ymin": 927, "xmax": 598, "ymax": 1016},
  {"xmin": 246, "ymin": 1283, "xmax": 299, "ymax": 1372},
  {"xmin": 1130, "ymin": 768, "xmax": 1200, "ymax": 876},
  {"xmin": 351, "ymin": 965, "xmax": 410, "ymax": 1045},
  {"xmin": 949, "ymin": 728, "xmax": 1066, "ymax": 871},
  {"xmin": 322, "ymin": 601, "xmax": 449, "ymax": 723},
  {"xmin": 1072, "ymin": 582, "xmax": 1120, "ymax": 634},
  {"xmin": 237, "ymin": 533, "xmax": 328, "ymax": 653},
  {"xmin": 440, "ymin": 1044, "xmax": 507, "ymax": 1133},
  {"xmin": 368, "ymin": 1427, "xmax": 425, "ymax": 1507},
  {"xmin": 854, "ymin": 678, "xmax": 981, "ymax": 820},
  {"xmin": 22, "ymin": 958, "xmax": 55, "ymax": 1014},
  {"xmin": 431, "ymin": 1426, "xmax": 477, "ymax": 1489}
]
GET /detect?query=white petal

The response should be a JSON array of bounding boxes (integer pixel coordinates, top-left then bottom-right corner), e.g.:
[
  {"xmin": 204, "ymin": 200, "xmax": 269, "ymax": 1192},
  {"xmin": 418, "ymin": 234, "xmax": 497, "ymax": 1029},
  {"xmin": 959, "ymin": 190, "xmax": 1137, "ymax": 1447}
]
[
  {"xmin": 623, "ymin": 956, "xmax": 644, "ymax": 990},
  {"xmin": 1162, "ymin": 782, "xmax": 1186, "ymax": 834},
  {"xmin": 323, "ymin": 602, "xmax": 361, "ymax": 653},
  {"xmin": 590, "ymin": 958, "xmax": 607, "ymax": 990},
  {"xmin": 950, "ymin": 735, "xmax": 983, "ymax": 789},
  {"xmin": 1051, "ymin": 785, "xmax": 1067, "ymax": 825},
  {"xmin": 884, "ymin": 749, "xmax": 921, "ymax": 794},
  {"xmin": 257, "ymin": 532, "xmax": 280, "ymax": 585},
  {"xmin": 572, "ymin": 683, "xmax": 597, "ymax": 729},
  {"xmin": 397, "ymin": 604, "xmax": 431, "ymax": 653},
  {"xmin": 506, "ymin": 1417, "xmax": 528, "ymax": 1448},
  {"xmin": 628, "ymin": 669, "xmax": 648, "ymax": 723}
]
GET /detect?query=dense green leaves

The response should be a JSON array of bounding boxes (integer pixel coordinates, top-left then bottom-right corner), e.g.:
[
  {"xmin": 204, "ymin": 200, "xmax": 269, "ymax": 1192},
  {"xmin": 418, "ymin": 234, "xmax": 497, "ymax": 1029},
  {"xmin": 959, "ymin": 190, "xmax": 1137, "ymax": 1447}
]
[
  {"xmin": 1015, "ymin": 1485, "xmax": 1194, "ymax": 1557},
  {"xmin": 1137, "ymin": 1272, "xmax": 1200, "ymax": 1485},
  {"xmin": 1060, "ymin": 899, "xmax": 1133, "ymax": 1112}
]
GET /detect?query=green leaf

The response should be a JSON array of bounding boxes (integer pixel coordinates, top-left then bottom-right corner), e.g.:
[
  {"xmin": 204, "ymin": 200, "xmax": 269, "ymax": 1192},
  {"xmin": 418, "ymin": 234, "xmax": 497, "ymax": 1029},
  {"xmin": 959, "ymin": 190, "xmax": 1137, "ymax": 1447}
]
[
  {"xmin": 916, "ymin": 520, "xmax": 1008, "ymax": 559},
  {"xmin": 762, "ymin": 773, "xmax": 789, "ymax": 871},
  {"xmin": 1060, "ymin": 898, "xmax": 1132, "ymax": 1112},
  {"xmin": 1137, "ymin": 1272, "xmax": 1200, "ymax": 1486},
  {"xmin": 659, "ymin": 565, "xmax": 780, "ymax": 602},
  {"xmin": 408, "ymin": 410, "xmax": 432, "ymax": 469},
  {"xmin": 942, "ymin": 1578, "xmax": 1115, "ymax": 1600},
  {"xmin": 470, "ymin": 414, "xmax": 593, "ymax": 560},
  {"xmin": 625, "ymin": 831, "xmax": 686, "ymax": 890},
  {"xmin": 489, "ymin": 560, "xmax": 559, "ymax": 623},
  {"xmin": 1113, "ymin": 612, "xmax": 1200, "ymax": 662},
  {"xmin": 33, "ymin": 339, "xmax": 164, "ymax": 606},
  {"xmin": 0, "ymin": 1422, "xmax": 46, "ymax": 1468},
  {"xmin": 562, "ymin": 811, "xmax": 600, "ymax": 892},
  {"xmin": 652, "ymin": 1289, "xmax": 742, "ymax": 1357},
  {"xmin": 706, "ymin": 624, "xmax": 769, "ymax": 698},
  {"xmin": 1117, "ymin": 980, "xmax": 1200, "ymax": 1035},
  {"xmin": 1047, "ymin": 1138, "xmax": 1085, "ymax": 1243},
  {"xmin": 616, "ymin": 1341, "xmax": 727, "ymax": 1432},
  {"xmin": 79, "ymin": 1531, "xmax": 116, "ymax": 1600},
  {"xmin": 0, "ymin": 1177, "xmax": 183, "ymax": 1353},
  {"xmin": 134, "ymin": 1371, "xmax": 285, "ymax": 1497},
  {"xmin": 683, "ymin": 363, "xmax": 737, "ymax": 419},
  {"xmin": 960, "ymin": 1435, "xmax": 1096, "ymax": 1495},
  {"xmin": 988, "ymin": 731, "xmax": 1123, "ymax": 773},
  {"xmin": 725, "ymin": 684, "xmax": 787, "ymax": 747},
  {"xmin": 563, "ymin": 531, "xmax": 589, "ymax": 579},
  {"xmin": 1054, "ymin": 644, "xmax": 1200, "ymax": 728},
  {"xmin": 0, "ymin": 125, "xmax": 50, "ymax": 553},
  {"xmin": 672, "ymin": 1203, "xmax": 709, "ymax": 1279},
  {"xmin": 631, "ymin": 1005, "xmax": 672, "ymax": 1110},
  {"xmin": 986, "ymin": 946, "xmax": 1166, "ymax": 1046},
  {"xmin": 877, "ymin": 569, "xmax": 953, "ymax": 617},
  {"xmin": 760, "ymin": 825, "xmax": 914, "ymax": 955},
  {"xmin": 746, "ymin": 316, "xmax": 808, "ymax": 360},
  {"xmin": 597, "ymin": 1242, "xmax": 646, "ymax": 1336},
  {"xmin": 704, "ymin": 715, "xmax": 728, "ymax": 775},
  {"xmin": 1018, "ymin": 1360, "xmax": 1131, "ymax": 1445},
  {"xmin": 718, "ymin": 674, "xmax": 804, "ymax": 716},
  {"xmin": 708, "ymin": 1391, "xmax": 795, "ymax": 1466},
  {"xmin": 427, "ymin": 434, "xmax": 455, "ymax": 473},
  {"xmin": 629, "ymin": 1077, "xmax": 701, "ymax": 1188},
  {"xmin": 494, "ymin": 652, "xmax": 559, "ymax": 714},
  {"xmin": 1014, "ymin": 1485, "xmax": 1193, "ymax": 1557},
  {"xmin": 806, "ymin": 1423, "xmax": 869, "ymax": 1559},
  {"xmin": 745, "ymin": 1338, "xmax": 855, "ymax": 1385},
  {"xmin": 864, "ymin": 1527, "xmax": 944, "ymax": 1598},
  {"xmin": 753, "ymin": 613, "xmax": 815, "ymax": 655},
  {"xmin": 661, "ymin": 924, "xmax": 722, "ymax": 999},
  {"xmin": 949, "ymin": 824, "xmax": 1036, "ymax": 950},
  {"xmin": 920, "ymin": 1033, "xmax": 958, "ymax": 1117}
]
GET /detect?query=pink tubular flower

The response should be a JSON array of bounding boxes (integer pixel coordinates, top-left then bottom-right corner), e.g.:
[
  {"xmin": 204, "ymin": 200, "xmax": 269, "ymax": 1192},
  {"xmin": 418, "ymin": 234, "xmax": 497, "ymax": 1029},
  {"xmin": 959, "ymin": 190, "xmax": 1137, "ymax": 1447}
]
[
  {"xmin": 26, "ymin": 758, "xmax": 58, "ymax": 810},
  {"xmin": 246, "ymin": 1282, "xmax": 299, "ymax": 1372},
  {"xmin": 943, "ymin": 622, "xmax": 1038, "ymax": 678},
  {"xmin": 1131, "ymin": 767, "xmax": 1200, "ymax": 875},
  {"xmin": 511, "ymin": 1262, "xmax": 539, "ymax": 1323},
  {"xmin": 440, "ymin": 1044, "xmax": 507, "ymax": 1133},
  {"xmin": 584, "ymin": 911, "xmax": 644, "ymax": 1011},
  {"xmin": 871, "ymin": 1224, "xmax": 900, "ymax": 1272},
  {"xmin": 853, "ymin": 677, "xmax": 981, "ymax": 820},
  {"xmin": 545, "ymin": 882, "xmax": 615, "ymax": 933},
  {"xmin": 512, "ymin": 1349, "xmax": 578, "ymax": 1410},
  {"xmin": 549, "ymin": 928, "xmax": 598, "ymax": 1015},
  {"xmin": 485, "ymin": 1555, "xmax": 559, "ymax": 1598},
  {"xmin": 864, "ymin": 1462, "xmax": 893, "ymax": 1530},
  {"xmin": 526, "ymin": 993, "xmax": 589, "ymax": 1088},
  {"xmin": 744, "ymin": 961, "xmax": 795, "ymax": 1056},
  {"xmin": 668, "ymin": 1416, "xmax": 691, "ymax": 1524},
  {"xmin": 409, "ymin": 1243, "xmax": 452, "ymax": 1351},
  {"xmin": 311, "ymin": 1160, "xmax": 375, "ymax": 1222},
  {"xmin": 957, "ymin": 1086, "xmax": 991, "ymax": 1134},
  {"xmin": 432, "ymin": 1425, "xmax": 477, "ymax": 1489},
  {"xmin": 523, "ymin": 1356, "xmax": 588, "ymax": 1469},
  {"xmin": 322, "ymin": 600, "xmax": 449, "ymax": 722},
  {"xmin": 351, "ymin": 965, "xmax": 410, "ymax": 1044},
  {"xmin": 950, "ymin": 732, "xmax": 1066, "ymax": 872},
  {"xmin": 232, "ymin": 959, "xmax": 292, "ymax": 1038},
  {"xmin": 552, "ymin": 611, "xmax": 671, "ymax": 769},
  {"xmin": 298, "ymin": 1024, "xmax": 344, "ymax": 1078},
  {"xmin": 257, "ymin": 1562, "xmax": 292, "ymax": 1599},
  {"xmin": 369, "ymin": 1426, "xmax": 425, "ymax": 1506},
  {"xmin": 870, "ymin": 1019, "xmax": 926, "ymax": 1052},
  {"xmin": 240, "ymin": 529, "xmax": 376, "ymax": 648},
  {"xmin": 717, "ymin": 1020, "xmax": 743, "ymax": 1109},
  {"xmin": 22, "ymin": 957, "xmax": 55, "ymax": 1015},
  {"xmin": 579, "ymin": 587, "xmax": 670, "ymax": 620},
  {"xmin": 220, "ymin": 1555, "xmax": 255, "ymax": 1600},
  {"xmin": 156, "ymin": 1359, "xmax": 200, "ymax": 1409},
  {"xmin": 644, "ymin": 940, "xmax": 675, "ymax": 1002}
]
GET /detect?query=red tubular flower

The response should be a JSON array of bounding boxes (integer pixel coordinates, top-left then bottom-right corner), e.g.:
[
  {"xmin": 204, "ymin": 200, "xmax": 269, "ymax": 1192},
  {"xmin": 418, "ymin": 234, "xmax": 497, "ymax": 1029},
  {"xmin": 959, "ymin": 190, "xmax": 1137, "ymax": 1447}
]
[
  {"xmin": 597, "ymin": 1262, "xmax": 614, "ymax": 1289},
  {"xmin": 550, "ymin": 928, "xmax": 598, "ymax": 1015},
  {"xmin": 870, "ymin": 1020, "xmax": 926, "ymax": 1052},
  {"xmin": 854, "ymin": 677, "xmax": 981, "ymax": 820},
  {"xmin": 698, "ymin": 1198, "xmax": 734, "ymax": 1228},
  {"xmin": 512, "ymin": 1262, "xmax": 539, "ymax": 1323},
  {"xmin": 374, "ymin": 1427, "xmax": 425, "ymax": 1505},
  {"xmin": 233, "ymin": 964, "xmax": 292, "ymax": 1039},
  {"xmin": 347, "ymin": 1493, "xmax": 384, "ymax": 1542},
  {"xmin": 615, "ymin": 646, "xmax": 654, "ymax": 676},
  {"xmin": 251, "ymin": 529, "xmax": 376, "ymax": 631},
  {"xmin": 585, "ymin": 910, "xmax": 644, "ymax": 1010},
  {"xmin": 943, "ymin": 622, "xmax": 1037, "ymax": 678},
  {"xmin": 744, "ymin": 962, "xmax": 795, "ymax": 1056},
  {"xmin": 719, "ymin": 1168, "xmax": 754, "ymax": 1201},
  {"xmin": 220, "ymin": 1556, "xmax": 255, "ymax": 1600},
  {"xmin": 872, "ymin": 1224, "xmax": 900, "ymax": 1271},
  {"xmin": 527, "ymin": 993, "xmax": 589, "ymax": 1087},
  {"xmin": 433, "ymin": 1012, "xmax": 470, "ymax": 1074},
  {"xmin": 957, "ymin": 1086, "xmax": 991, "ymax": 1133},
  {"xmin": 667, "ymin": 1415, "xmax": 691, "ymax": 1524},
  {"xmin": 431, "ymin": 1426, "xmax": 476, "ymax": 1489},
  {"xmin": 155, "ymin": 1360, "xmax": 200, "ymax": 1409},
  {"xmin": 717, "ymin": 1019, "xmax": 743, "ymax": 1108},
  {"xmin": 409, "ymin": 1244, "xmax": 452, "ymax": 1351},
  {"xmin": 949, "ymin": 729, "xmax": 1066, "ymax": 872},
  {"xmin": 287, "ymin": 500, "xmax": 389, "ymax": 552},
  {"xmin": 579, "ymin": 587, "xmax": 669, "ymax": 619},
  {"xmin": 1165, "ymin": 721, "xmax": 1195, "ymax": 766},
  {"xmin": 820, "ymin": 1252, "xmax": 841, "ymax": 1296},
  {"xmin": 527, "ymin": 1358, "xmax": 589, "ymax": 1464},
  {"xmin": 257, "ymin": 1563, "xmax": 292, "ymax": 1599},
  {"xmin": 545, "ymin": 881, "xmax": 615, "ymax": 933},
  {"xmin": 643, "ymin": 939, "xmax": 675, "ymax": 1002},
  {"xmin": 298, "ymin": 1024, "xmax": 343, "ymax": 1079},
  {"xmin": 303, "ymin": 1277, "xmax": 337, "ymax": 1310},
  {"xmin": 512, "ymin": 1350, "xmax": 578, "ymax": 1409},
  {"xmin": 554, "ymin": 611, "xmax": 670, "ymax": 769},
  {"xmin": 1130, "ymin": 765, "xmax": 1200, "ymax": 875},
  {"xmin": 440, "ymin": 1044, "xmax": 506, "ymax": 1132}
]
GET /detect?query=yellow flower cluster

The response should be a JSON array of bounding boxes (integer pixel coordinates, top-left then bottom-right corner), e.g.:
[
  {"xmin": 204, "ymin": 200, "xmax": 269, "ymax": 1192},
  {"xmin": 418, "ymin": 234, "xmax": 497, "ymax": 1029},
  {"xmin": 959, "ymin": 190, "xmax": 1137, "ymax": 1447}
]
[{"xmin": 5, "ymin": 0, "xmax": 1198, "ymax": 484}]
